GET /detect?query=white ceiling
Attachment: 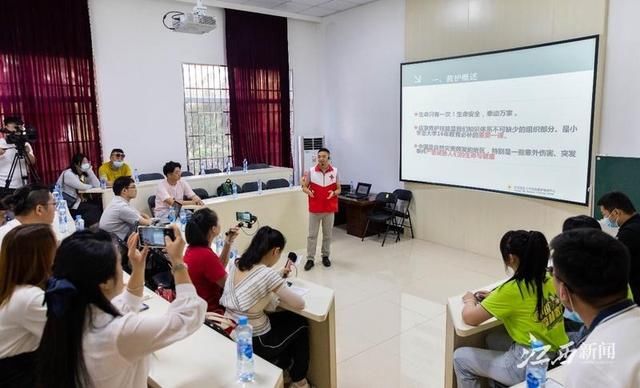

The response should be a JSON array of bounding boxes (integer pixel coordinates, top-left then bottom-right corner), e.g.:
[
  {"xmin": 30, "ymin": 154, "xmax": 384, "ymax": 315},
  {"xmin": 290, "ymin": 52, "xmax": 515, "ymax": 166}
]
[{"xmin": 216, "ymin": 0, "xmax": 379, "ymax": 18}]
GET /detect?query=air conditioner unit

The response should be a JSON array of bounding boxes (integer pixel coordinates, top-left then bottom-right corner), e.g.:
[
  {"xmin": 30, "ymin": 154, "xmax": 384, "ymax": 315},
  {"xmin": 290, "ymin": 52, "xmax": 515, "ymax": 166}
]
[{"xmin": 297, "ymin": 136, "xmax": 324, "ymax": 183}]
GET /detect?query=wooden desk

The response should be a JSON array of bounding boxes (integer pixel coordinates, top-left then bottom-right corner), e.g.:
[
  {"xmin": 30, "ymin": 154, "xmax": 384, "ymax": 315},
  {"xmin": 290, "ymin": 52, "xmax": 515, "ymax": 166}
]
[
  {"xmin": 336, "ymin": 194, "xmax": 383, "ymax": 238},
  {"xmin": 139, "ymin": 286, "xmax": 284, "ymax": 388},
  {"xmin": 445, "ymin": 280, "xmax": 506, "ymax": 388},
  {"xmin": 99, "ymin": 167, "xmax": 293, "ymax": 216},
  {"xmin": 280, "ymin": 278, "xmax": 337, "ymax": 388}
]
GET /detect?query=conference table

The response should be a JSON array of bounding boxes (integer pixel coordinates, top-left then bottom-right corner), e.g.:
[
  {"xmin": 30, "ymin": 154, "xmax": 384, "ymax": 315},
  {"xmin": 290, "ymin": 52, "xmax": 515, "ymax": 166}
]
[{"xmin": 83, "ymin": 166, "xmax": 294, "ymax": 216}]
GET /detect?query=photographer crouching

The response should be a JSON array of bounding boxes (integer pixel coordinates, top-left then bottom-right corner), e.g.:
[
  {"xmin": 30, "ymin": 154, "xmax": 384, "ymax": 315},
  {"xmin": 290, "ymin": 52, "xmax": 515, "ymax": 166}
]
[{"xmin": 0, "ymin": 116, "xmax": 37, "ymax": 198}]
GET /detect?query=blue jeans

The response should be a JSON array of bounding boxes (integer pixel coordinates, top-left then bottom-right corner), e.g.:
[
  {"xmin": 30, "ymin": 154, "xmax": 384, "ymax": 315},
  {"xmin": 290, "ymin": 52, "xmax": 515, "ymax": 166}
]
[{"xmin": 453, "ymin": 330, "xmax": 528, "ymax": 388}]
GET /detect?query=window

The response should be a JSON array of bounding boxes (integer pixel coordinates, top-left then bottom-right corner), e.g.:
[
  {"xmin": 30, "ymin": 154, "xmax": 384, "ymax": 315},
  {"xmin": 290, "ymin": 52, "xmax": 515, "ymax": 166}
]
[
  {"xmin": 182, "ymin": 64, "xmax": 293, "ymax": 173},
  {"xmin": 182, "ymin": 63, "xmax": 231, "ymax": 173}
]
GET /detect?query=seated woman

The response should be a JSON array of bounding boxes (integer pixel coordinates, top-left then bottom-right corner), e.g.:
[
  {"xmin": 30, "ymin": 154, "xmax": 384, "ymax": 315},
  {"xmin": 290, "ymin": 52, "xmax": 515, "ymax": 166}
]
[
  {"xmin": 453, "ymin": 230, "xmax": 569, "ymax": 388},
  {"xmin": 220, "ymin": 226, "xmax": 310, "ymax": 388},
  {"xmin": 184, "ymin": 208, "xmax": 239, "ymax": 313},
  {"xmin": 0, "ymin": 224, "xmax": 57, "ymax": 387},
  {"xmin": 56, "ymin": 152, "xmax": 101, "ymax": 227},
  {"xmin": 36, "ymin": 226, "xmax": 206, "ymax": 388}
]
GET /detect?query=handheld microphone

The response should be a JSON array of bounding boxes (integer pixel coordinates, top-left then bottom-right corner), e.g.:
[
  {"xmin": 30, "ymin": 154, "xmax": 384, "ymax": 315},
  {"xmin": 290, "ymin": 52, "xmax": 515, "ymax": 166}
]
[{"xmin": 284, "ymin": 252, "xmax": 298, "ymax": 277}]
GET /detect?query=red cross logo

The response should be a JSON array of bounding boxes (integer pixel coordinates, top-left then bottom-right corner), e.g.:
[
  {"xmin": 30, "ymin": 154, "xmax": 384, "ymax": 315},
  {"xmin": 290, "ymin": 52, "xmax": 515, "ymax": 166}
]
[{"xmin": 329, "ymin": 174, "xmax": 335, "ymax": 180}]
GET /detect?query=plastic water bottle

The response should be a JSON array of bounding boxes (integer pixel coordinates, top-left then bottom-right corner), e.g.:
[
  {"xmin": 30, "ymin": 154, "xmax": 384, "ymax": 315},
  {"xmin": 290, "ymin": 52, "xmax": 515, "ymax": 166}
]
[
  {"xmin": 289, "ymin": 174, "xmax": 294, "ymax": 188},
  {"xmin": 232, "ymin": 183, "xmax": 238, "ymax": 198},
  {"xmin": 179, "ymin": 208, "xmax": 187, "ymax": 231},
  {"xmin": 525, "ymin": 339, "xmax": 549, "ymax": 388},
  {"xmin": 99, "ymin": 175, "xmax": 107, "ymax": 189},
  {"xmin": 350, "ymin": 180, "xmax": 354, "ymax": 193},
  {"xmin": 74, "ymin": 215, "xmax": 84, "ymax": 231},
  {"xmin": 133, "ymin": 169, "xmax": 140, "ymax": 183},
  {"xmin": 235, "ymin": 316, "xmax": 255, "ymax": 382},
  {"xmin": 200, "ymin": 161, "xmax": 206, "ymax": 175},
  {"xmin": 230, "ymin": 247, "xmax": 238, "ymax": 260},
  {"xmin": 168, "ymin": 207, "xmax": 177, "ymax": 224},
  {"xmin": 242, "ymin": 158, "xmax": 248, "ymax": 173},
  {"xmin": 226, "ymin": 159, "xmax": 231, "ymax": 175},
  {"xmin": 257, "ymin": 179, "xmax": 262, "ymax": 194},
  {"xmin": 215, "ymin": 236, "xmax": 224, "ymax": 254},
  {"xmin": 57, "ymin": 202, "xmax": 68, "ymax": 234}
]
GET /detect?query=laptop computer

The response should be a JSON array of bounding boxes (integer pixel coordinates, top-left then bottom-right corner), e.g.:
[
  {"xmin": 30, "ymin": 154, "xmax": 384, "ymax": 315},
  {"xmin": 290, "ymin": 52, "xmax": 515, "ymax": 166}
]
[{"xmin": 345, "ymin": 182, "xmax": 372, "ymax": 199}]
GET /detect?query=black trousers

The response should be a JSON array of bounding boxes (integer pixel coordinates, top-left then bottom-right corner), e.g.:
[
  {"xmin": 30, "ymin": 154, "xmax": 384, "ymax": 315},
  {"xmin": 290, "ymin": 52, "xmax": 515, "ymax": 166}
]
[
  {"xmin": 70, "ymin": 201, "xmax": 101, "ymax": 227},
  {"xmin": 253, "ymin": 311, "xmax": 310, "ymax": 382},
  {"xmin": 0, "ymin": 351, "xmax": 36, "ymax": 387}
]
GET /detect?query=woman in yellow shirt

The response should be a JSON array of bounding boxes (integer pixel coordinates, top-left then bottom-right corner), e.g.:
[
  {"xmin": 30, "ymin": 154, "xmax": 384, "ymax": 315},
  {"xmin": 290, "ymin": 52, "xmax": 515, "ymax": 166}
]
[{"xmin": 453, "ymin": 230, "xmax": 569, "ymax": 388}]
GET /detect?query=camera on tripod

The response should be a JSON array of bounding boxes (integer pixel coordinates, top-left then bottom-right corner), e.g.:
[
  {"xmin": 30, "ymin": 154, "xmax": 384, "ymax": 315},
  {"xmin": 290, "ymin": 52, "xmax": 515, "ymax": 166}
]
[{"xmin": 5, "ymin": 125, "xmax": 37, "ymax": 152}]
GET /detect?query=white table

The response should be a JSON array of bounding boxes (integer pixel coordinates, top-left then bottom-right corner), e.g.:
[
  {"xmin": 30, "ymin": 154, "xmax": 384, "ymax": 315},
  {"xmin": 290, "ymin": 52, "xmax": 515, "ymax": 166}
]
[
  {"xmin": 92, "ymin": 167, "xmax": 294, "ymax": 216},
  {"xmin": 189, "ymin": 186, "xmax": 308, "ymax": 253},
  {"xmin": 139, "ymin": 286, "xmax": 284, "ymax": 388},
  {"xmin": 280, "ymin": 278, "xmax": 337, "ymax": 388}
]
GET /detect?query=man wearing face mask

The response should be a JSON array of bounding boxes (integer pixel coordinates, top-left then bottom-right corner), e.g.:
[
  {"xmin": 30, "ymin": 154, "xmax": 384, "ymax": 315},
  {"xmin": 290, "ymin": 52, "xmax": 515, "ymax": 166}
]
[
  {"xmin": 98, "ymin": 148, "xmax": 133, "ymax": 187},
  {"xmin": 550, "ymin": 228, "xmax": 639, "ymax": 388},
  {"xmin": 597, "ymin": 191, "xmax": 640, "ymax": 304}
]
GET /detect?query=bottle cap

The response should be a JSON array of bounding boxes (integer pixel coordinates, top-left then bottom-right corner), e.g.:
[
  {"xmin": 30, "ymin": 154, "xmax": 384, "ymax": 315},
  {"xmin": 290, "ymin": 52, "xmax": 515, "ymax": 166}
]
[{"xmin": 238, "ymin": 316, "xmax": 248, "ymax": 325}]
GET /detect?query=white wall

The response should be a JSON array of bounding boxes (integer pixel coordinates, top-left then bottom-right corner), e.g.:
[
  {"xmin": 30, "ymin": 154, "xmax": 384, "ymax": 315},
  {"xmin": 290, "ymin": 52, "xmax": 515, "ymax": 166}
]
[
  {"xmin": 89, "ymin": 0, "xmax": 226, "ymax": 173},
  {"xmin": 89, "ymin": 0, "xmax": 323, "ymax": 174},
  {"xmin": 600, "ymin": 0, "xmax": 640, "ymax": 157},
  {"xmin": 321, "ymin": 0, "xmax": 405, "ymax": 192}
]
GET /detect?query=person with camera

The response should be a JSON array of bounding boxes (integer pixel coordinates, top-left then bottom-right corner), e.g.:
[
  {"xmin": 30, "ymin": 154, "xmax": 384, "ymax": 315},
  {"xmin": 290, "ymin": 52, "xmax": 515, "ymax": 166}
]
[
  {"xmin": 0, "ymin": 184, "xmax": 56, "ymax": 247},
  {"xmin": 56, "ymin": 152, "xmax": 101, "ymax": 227},
  {"xmin": 184, "ymin": 208, "xmax": 239, "ymax": 313},
  {"xmin": 100, "ymin": 176, "xmax": 152, "ymax": 241},
  {"xmin": 35, "ymin": 226, "xmax": 207, "ymax": 388},
  {"xmin": 0, "ymin": 117, "xmax": 36, "ymax": 197},
  {"xmin": 220, "ymin": 226, "xmax": 311, "ymax": 388}
]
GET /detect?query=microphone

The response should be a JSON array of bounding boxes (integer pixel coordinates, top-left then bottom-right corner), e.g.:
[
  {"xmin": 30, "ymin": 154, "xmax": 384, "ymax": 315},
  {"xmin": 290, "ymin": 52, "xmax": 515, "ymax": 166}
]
[{"xmin": 284, "ymin": 252, "xmax": 298, "ymax": 278}]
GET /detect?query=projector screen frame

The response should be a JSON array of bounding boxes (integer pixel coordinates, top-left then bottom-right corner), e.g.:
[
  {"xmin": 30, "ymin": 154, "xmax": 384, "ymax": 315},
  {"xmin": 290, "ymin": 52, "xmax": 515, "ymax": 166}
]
[{"xmin": 399, "ymin": 35, "xmax": 599, "ymax": 206}]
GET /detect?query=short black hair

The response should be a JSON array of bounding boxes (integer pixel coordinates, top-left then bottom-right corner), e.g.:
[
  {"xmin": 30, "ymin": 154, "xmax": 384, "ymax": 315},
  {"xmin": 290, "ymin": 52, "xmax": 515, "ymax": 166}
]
[
  {"xmin": 317, "ymin": 148, "xmax": 330, "ymax": 155},
  {"xmin": 110, "ymin": 148, "xmax": 125, "ymax": 155},
  {"xmin": 185, "ymin": 208, "xmax": 218, "ymax": 247},
  {"xmin": 597, "ymin": 191, "xmax": 636, "ymax": 214},
  {"xmin": 3, "ymin": 116, "xmax": 23, "ymax": 126},
  {"xmin": 163, "ymin": 161, "xmax": 181, "ymax": 176},
  {"xmin": 4, "ymin": 183, "xmax": 51, "ymax": 216},
  {"xmin": 112, "ymin": 176, "xmax": 134, "ymax": 196},
  {"xmin": 551, "ymin": 229, "xmax": 630, "ymax": 303},
  {"xmin": 562, "ymin": 215, "xmax": 602, "ymax": 232}
]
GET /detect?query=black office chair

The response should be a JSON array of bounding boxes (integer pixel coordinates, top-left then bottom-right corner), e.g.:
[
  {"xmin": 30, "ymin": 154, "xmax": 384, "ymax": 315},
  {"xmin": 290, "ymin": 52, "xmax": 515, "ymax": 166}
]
[
  {"xmin": 241, "ymin": 181, "xmax": 266, "ymax": 193},
  {"xmin": 193, "ymin": 188, "xmax": 210, "ymax": 200},
  {"xmin": 205, "ymin": 168, "xmax": 222, "ymax": 174},
  {"xmin": 181, "ymin": 171, "xmax": 194, "ymax": 177},
  {"xmin": 392, "ymin": 189, "xmax": 414, "ymax": 239},
  {"xmin": 248, "ymin": 163, "xmax": 269, "ymax": 170},
  {"xmin": 230, "ymin": 166, "xmax": 243, "ymax": 172},
  {"xmin": 361, "ymin": 192, "xmax": 398, "ymax": 246},
  {"xmin": 147, "ymin": 195, "xmax": 156, "ymax": 216},
  {"xmin": 138, "ymin": 173, "xmax": 164, "ymax": 182},
  {"xmin": 266, "ymin": 178, "xmax": 289, "ymax": 190}
]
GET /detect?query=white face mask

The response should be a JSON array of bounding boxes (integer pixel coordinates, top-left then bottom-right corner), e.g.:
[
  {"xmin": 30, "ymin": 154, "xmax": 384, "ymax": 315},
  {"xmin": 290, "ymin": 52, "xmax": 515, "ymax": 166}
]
[
  {"xmin": 112, "ymin": 160, "xmax": 124, "ymax": 168},
  {"xmin": 80, "ymin": 163, "xmax": 91, "ymax": 172}
]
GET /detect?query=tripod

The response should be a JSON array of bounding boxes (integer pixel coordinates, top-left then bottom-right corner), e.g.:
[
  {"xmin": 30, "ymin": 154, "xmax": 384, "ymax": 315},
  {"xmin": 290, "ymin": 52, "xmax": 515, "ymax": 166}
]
[{"xmin": 4, "ymin": 143, "xmax": 40, "ymax": 191}]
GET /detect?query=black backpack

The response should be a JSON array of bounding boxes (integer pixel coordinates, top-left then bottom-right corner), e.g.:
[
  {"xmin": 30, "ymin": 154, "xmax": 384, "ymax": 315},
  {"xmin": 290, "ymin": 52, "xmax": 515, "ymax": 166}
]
[{"xmin": 216, "ymin": 178, "xmax": 235, "ymax": 196}]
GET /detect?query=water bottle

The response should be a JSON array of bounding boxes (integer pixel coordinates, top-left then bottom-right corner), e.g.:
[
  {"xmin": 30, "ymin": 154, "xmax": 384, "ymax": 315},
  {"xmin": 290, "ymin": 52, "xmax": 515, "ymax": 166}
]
[
  {"xmin": 257, "ymin": 179, "xmax": 262, "ymax": 195},
  {"xmin": 525, "ymin": 339, "xmax": 549, "ymax": 388},
  {"xmin": 232, "ymin": 183, "xmax": 238, "ymax": 198},
  {"xmin": 168, "ymin": 206, "xmax": 177, "ymax": 224},
  {"xmin": 215, "ymin": 235, "xmax": 224, "ymax": 254},
  {"xmin": 179, "ymin": 208, "xmax": 187, "ymax": 231},
  {"xmin": 235, "ymin": 316, "xmax": 255, "ymax": 382},
  {"xmin": 226, "ymin": 158, "xmax": 231, "ymax": 175},
  {"xmin": 57, "ymin": 202, "xmax": 68, "ymax": 234},
  {"xmin": 52, "ymin": 186, "xmax": 60, "ymax": 204},
  {"xmin": 99, "ymin": 175, "xmax": 107, "ymax": 189},
  {"xmin": 289, "ymin": 174, "xmax": 294, "ymax": 188},
  {"xmin": 133, "ymin": 168, "xmax": 140, "ymax": 183},
  {"xmin": 242, "ymin": 158, "xmax": 248, "ymax": 173},
  {"xmin": 350, "ymin": 180, "xmax": 354, "ymax": 193},
  {"xmin": 200, "ymin": 161, "xmax": 206, "ymax": 175},
  {"xmin": 74, "ymin": 215, "xmax": 85, "ymax": 231},
  {"xmin": 230, "ymin": 247, "xmax": 238, "ymax": 261}
]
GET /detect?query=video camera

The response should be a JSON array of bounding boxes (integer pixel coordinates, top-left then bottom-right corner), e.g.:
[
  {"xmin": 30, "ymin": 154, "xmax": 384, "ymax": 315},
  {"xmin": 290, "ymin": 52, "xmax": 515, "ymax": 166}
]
[{"xmin": 4, "ymin": 125, "xmax": 37, "ymax": 152}]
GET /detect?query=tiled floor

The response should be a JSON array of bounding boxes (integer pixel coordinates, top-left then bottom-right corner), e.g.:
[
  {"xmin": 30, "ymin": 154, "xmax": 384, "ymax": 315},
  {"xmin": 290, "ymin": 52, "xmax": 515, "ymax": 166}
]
[{"xmin": 285, "ymin": 227, "xmax": 507, "ymax": 388}]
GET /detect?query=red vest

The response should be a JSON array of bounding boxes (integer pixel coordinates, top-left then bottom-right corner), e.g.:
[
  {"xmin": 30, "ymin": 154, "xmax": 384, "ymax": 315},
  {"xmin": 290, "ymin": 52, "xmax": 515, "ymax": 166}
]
[{"xmin": 307, "ymin": 165, "xmax": 339, "ymax": 213}]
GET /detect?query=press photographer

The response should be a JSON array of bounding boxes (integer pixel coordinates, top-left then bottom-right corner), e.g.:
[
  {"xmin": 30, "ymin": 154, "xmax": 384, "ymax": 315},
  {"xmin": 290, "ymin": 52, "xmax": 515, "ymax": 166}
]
[{"xmin": 0, "ymin": 116, "xmax": 37, "ymax": 197}]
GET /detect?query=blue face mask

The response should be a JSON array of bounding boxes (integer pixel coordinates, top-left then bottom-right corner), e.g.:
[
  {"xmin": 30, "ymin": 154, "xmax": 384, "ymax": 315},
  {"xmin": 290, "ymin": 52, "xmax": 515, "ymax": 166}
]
[
  {"xmin": 604, "ymin": 213, "xmax": 619, "ymax": 228},
  {"xmin": 563, "ymin": 309, "xmax": 583, "ymax": 323}
]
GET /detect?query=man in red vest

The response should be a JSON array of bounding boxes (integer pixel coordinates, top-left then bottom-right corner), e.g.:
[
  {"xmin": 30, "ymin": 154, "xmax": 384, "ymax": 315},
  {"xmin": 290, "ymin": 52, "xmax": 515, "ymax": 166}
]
[{"xmin": 301, "ymin": 148, "xmax": 341, "ymax": 271}]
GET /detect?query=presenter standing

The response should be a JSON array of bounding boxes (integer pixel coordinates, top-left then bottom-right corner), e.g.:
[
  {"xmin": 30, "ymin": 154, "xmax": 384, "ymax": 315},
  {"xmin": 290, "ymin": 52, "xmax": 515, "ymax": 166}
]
[{"xmin": 302, "ymin": 148, "xmax": 340, "ymax": 271}]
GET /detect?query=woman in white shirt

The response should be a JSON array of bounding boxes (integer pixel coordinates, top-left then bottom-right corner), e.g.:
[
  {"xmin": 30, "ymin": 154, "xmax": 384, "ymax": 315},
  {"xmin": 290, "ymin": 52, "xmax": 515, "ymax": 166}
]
[
  {"xmin": 220, "ymin": 226, "xmax": 310, "ymax": 388},
  {"xmin": 56, "ymin": 152, "xmax": 101, "ymax": 227},
  {"xmin": 0, "ymin": 224, "xmax": 57, "ymax": 387},
  {"xmin": 36, "ymin": 225, "xmax": 206, "ymax": 388}
]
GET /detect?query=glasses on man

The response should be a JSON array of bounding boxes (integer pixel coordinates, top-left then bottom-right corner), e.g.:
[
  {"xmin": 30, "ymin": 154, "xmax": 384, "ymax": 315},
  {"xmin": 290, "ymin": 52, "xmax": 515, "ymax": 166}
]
[{"xmin": 112, "ymin": 153, "xmax": 125, "ymax": 158}]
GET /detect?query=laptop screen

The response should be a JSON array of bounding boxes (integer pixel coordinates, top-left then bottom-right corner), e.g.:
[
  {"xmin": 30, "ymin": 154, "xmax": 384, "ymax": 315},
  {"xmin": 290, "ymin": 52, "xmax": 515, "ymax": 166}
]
[{"xmin": 356, "ymin": 183, "xmax": 371, "ymax": 195}]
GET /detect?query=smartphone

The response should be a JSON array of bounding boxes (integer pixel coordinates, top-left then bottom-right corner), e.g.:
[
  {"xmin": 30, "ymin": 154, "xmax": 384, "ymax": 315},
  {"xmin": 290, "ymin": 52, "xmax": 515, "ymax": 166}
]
[
  {"xmin": 137, "ymin": 226, "xmax": 175, "ymax": 248},
  {"xmin": 236, "ymin": 211, "xmax": 253, "ymax": 223}
]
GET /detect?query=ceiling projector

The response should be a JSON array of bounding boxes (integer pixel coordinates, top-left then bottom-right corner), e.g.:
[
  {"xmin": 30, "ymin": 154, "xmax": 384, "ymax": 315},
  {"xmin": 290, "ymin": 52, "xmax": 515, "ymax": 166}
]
[{"xmin": 163, "ymin": 0, "xmax": 216, "ymax": 35}]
